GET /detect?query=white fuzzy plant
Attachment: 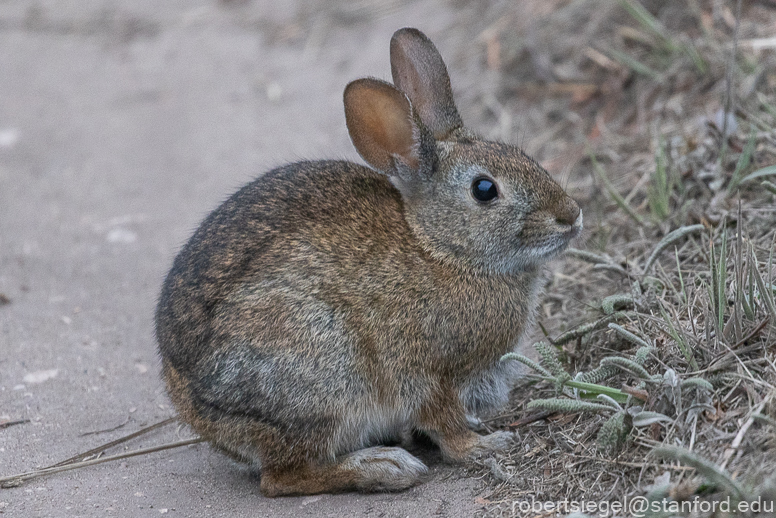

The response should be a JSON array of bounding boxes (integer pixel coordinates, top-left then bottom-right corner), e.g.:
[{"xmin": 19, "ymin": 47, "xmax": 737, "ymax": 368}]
[{"xmin": 501, "ymin": 323, "xmax": 713, "ymax": 455}]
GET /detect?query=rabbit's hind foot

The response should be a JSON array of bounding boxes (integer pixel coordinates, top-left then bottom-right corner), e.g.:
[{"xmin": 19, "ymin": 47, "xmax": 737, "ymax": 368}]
[{"xmin": 260, "ymin": 446, "xmax": 427, "ymax": 497}]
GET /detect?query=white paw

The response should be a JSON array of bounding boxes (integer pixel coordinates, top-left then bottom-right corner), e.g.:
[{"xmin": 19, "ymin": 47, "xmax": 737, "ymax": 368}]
[
  {"xmin": 342, "ymin": 446, "xmax": 428, "ymax": 491},
  {"xmin": 466, "ymin": 414, "xmax": 487, "ymax": 432},
  {"xmin": 471, "ymin": 430, "xmax": 516, "ymax": 458}
]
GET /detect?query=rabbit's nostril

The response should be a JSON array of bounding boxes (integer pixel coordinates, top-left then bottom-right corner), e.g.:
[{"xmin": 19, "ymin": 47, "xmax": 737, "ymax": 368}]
[{"xmin": 555, "ymin": 199, "xmax": 581, "ymax": 227}]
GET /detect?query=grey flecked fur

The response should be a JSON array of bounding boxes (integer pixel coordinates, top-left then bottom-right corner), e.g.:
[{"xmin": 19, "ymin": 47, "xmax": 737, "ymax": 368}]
[{"xmin": 155, "ymin": 27, "xmax": 582, "ymax": 497}]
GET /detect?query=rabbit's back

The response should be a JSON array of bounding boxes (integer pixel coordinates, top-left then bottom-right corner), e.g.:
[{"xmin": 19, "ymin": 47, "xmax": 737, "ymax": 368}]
[{"xmin": 155, "ymin": 160, "xmax": 409, "ymax": 370}]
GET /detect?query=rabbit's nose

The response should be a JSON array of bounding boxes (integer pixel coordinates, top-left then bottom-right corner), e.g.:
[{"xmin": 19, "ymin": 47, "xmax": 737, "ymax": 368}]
[{"xmin": 554, "ymin": 197, "xmax": 581, "ymax": 227}]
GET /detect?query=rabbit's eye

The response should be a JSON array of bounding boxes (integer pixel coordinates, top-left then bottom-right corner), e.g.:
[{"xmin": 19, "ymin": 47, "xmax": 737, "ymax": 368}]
[{"xmin": 472, "ymin": 177, "xmax": 498, "ymax": 202}]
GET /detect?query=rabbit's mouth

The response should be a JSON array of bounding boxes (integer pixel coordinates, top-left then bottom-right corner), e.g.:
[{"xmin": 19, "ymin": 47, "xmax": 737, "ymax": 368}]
[
  {"xmin": 552, "ymin": 208, "xmax": 584, "ymax": 245},
  {"xmin": 542, "ymin": 234, "xmax": 577, "ymax": 258},
  {"xmin": 547, "ymin": 208, "xmax": 584, "ymax": 244},
  {"xmin": 557, "ymin": 208, "xmax": 583, "ymax": 238},
  {"xmin": 503, "ymin": 237, "xmax": 575, "ymax": 273},
  {"xmin": 526, "ymin": 216, "xmax": 583, "ymax": 260},
  {"xmin": 572, "ymin": 209, "xmax": 583, "ymax": 233}
]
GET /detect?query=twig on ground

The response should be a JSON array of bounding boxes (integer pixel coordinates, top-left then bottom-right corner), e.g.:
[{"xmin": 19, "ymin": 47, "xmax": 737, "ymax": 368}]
[
  {"xmin": 79, "ymin": 416, "xmax": 131, "ymax": 437},
  {"xmin": 718, "ymin": 396, "xmax": 771, "ymax": 471},
  {"xmin": 51, "ymin": 417, "xmax": 176, "ymax": 468},
  {"xmin": 0, "ymin": 419, "xmax": 30, "ymax": 430},
  {"xmin": 0, "ymin": 437, "xmax": 204, "ymax": 489},
  {"xmin": 506, "ymin": 411, "xmax": 555, "ymax": 429}
]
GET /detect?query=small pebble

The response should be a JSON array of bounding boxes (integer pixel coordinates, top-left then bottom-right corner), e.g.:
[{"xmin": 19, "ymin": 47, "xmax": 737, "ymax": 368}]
[
  {"xmin": 22, "ymin": 369, "xmax": 58, "ymax": 384},
  {"xmin": 106, "ymin": 228, "xmax": 137, "ymax": 244},
  {"xmin": 0, "ymin": 128, "xmax": 20, "ymax": 148},
  {"xmin": 266, "ymin": 82, "xmax": 282, "ymax": 102}
]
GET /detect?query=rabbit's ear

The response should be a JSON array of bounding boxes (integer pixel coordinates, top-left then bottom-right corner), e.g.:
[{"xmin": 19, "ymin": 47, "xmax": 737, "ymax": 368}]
[
  {"xmin": 390, "ymin": 28, "xmax": 462, "ymax": 140},
  {"xmin": 344, "ymin": 78, "xmax": 427, "ymax": 173}
]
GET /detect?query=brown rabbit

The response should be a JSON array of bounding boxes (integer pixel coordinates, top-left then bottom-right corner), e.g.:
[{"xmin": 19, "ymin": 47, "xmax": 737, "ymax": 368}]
[{"xmin": 155, "ymin": 27, "xmax": 582, "ymax": 497}]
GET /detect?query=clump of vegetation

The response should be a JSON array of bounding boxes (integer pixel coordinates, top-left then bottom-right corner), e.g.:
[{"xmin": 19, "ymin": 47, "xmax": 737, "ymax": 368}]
[{"xmin": 454, "ymin": 0, "xmax": 776, "ymax": 515}]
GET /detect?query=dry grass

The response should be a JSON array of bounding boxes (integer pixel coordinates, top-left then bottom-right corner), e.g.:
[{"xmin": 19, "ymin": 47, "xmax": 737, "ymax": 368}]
[{"xmin": 448, "ymin": 0, "xmax": 776, "ymax": 515}]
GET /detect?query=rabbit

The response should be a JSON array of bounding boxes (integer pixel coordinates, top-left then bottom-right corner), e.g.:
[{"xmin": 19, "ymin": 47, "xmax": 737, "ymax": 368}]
[{"xmin": 155, "ymin": 27, "xmax": 582, "ymax": 497}]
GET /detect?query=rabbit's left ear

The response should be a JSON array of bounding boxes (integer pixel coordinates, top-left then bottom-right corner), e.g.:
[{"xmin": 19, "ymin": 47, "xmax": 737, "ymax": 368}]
[
  {"xmin": 344, "ymin": 78, "xmax": 434, "ymax": 176},
  {"xmin": 390, "ymin": 28, "xmax": 462, "ymax": 140}
]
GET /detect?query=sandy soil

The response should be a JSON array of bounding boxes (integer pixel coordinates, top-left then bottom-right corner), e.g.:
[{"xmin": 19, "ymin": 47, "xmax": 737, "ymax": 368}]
[{"xmin": 0, "ymin": 1, "xmax": 495, "ymax": 516}]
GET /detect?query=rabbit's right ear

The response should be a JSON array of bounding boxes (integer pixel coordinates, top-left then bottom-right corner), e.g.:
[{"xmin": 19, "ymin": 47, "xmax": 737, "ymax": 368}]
[
  {"xmin": 390, "ymin": 28, "xmax": 463, "ymax": 140},
  {"xmin": 344, "ymin": 78, "xmax": 431, "ymax": 175}
]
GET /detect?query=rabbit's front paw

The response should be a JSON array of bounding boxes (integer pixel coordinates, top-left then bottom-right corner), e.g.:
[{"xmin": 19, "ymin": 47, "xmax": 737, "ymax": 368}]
[
  {"xmin": 342, "ymin": 446, "xmax": 428, "ymax": 492},
  {"xmin": 439, "ymin": 430, "xmax": 517, "ymax": 463},
  {"xmin": 466, "ymin": 414, "xmax": 487, "ymax": 432},
  {"xmin": 468, "ymin": 430, "xmax": 516, "ymax": 459}
]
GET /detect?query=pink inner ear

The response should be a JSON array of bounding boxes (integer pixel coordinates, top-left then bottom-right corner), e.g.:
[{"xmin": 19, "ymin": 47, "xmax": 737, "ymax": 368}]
[
  {"xmin": 376, "ymin": 97, "xmax": 418, "ymax": 170},
  {"xmin": 345, "ymin": 79, "xmax": 419, "ymax": 172}
]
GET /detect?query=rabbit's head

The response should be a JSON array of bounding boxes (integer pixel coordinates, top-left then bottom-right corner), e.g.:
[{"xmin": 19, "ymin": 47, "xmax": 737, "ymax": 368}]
[{"xmin": 345, "ymin": 28, "xmax": 581, "ymax": 274}]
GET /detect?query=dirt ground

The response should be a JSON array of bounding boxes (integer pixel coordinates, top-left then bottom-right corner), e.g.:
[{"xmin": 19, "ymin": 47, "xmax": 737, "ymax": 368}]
[
  {"xmin": 0, "ymin": 1, "xmax": 500, "ymax": 516},
  {"xmin": 6, "ymin": 1, "xmax": 775, "ymax": 516}
]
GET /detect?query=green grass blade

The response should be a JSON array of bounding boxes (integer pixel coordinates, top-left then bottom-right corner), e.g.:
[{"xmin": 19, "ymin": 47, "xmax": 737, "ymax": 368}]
[
  {"xmin": 740, "ymin": 164, "xmax": 776, "ymax": 185},
  {"xmin": 681, "ymin": 38, "xmax": 708, "ymax": 74},
  {"xmin": 762, "ymin": 180, "xmax": 776, "ymax": 195},
  {"xmin": 648, "ymin": 137, "xmax": 671, "ymax": 220},
  {"xmin": 644, "ymin": 224, "xmax": 705, "ymax": 273},
  {"xmin": 651, "ymin": 446, "xmax": 747, "ymax": 500},
  {"xmin": 728, "ymin": 130, "xmax": 757, "ymax": 193},
  {"xmin": 710, "ymin": 237, "xmax": 720, "ymax": 331},
  {"xmin": 615, "ymin": 0, "xmax": 674, "ymax": 49},
  {"xmin": 718, "ymin": 224, "xmax": 728, "ymax": 333},
  {"xmin": 605, "ymin": 47, "xmax": 662, "ymax": 80},
  {"xmin": 659, "ymin": 303, "xmax": 699, "ymax": 371},
  {"xmin": 751, "ymin": 248, "xmax": 776, "ymax": 321},
  {"xmin": 675, "ymin": 246, "xmax": 686, "ymax": 304}
]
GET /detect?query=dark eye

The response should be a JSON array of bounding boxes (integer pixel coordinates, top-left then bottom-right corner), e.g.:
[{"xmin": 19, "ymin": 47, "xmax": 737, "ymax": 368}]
[{"xmin": 471, "ymin": 177, "xmax": 498, "ymax": 202}]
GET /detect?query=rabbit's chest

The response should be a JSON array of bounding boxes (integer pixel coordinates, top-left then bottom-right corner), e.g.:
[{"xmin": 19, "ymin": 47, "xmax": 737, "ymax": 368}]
[
  {"xmin": 412, "ymin": 273, "xmax": 540, "ymax": 365},
  {"xmin": 414, "ymin": 275, "xmax": 540, "ymax": 415}
]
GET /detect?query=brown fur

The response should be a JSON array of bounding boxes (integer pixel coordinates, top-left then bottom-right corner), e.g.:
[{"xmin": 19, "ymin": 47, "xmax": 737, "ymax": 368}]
[{"xmin": 155, "ymin": 28, "xmax": 582, "ymax": 496}]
